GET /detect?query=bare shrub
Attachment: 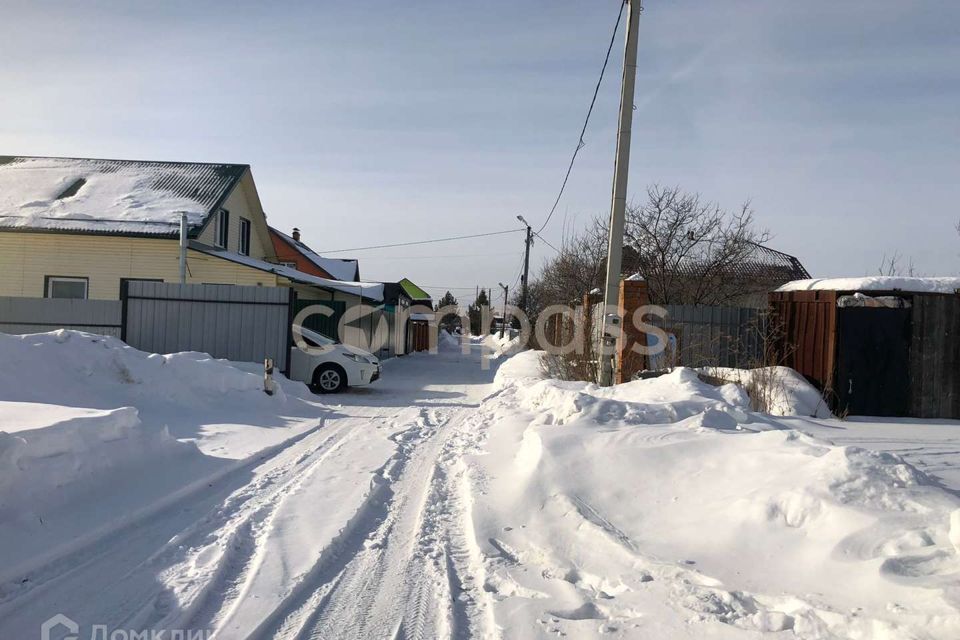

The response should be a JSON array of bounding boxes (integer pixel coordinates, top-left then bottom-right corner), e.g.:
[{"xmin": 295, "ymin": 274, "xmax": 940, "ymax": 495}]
[
  {"xmin": 623, "ymin": 185, "xmax": 772, "ymax": 305},
  {"xmin": 701, "ymin": 310, "xmax": 831, "ymax": 415}
]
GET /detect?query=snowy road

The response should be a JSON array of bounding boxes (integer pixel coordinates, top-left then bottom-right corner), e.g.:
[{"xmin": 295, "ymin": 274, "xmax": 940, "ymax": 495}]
[
  {"xmin": 3, "ymin": 335, "xmax": 959, "ymax": 640},
  {"xmin": 0, "ymin": 345, "xmax": 500, "ymax": 640}
]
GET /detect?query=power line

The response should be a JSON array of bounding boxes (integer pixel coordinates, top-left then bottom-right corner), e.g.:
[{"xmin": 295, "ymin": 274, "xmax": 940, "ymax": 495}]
[
  {"xmin": 533, "ymin": 231, "xmax": 561, "ymax": 253},
  {"xmin": 318, "ymin": 229, "xmax": 523, "ymax": 254},
  {"xmin": 536, "ymin": 0, "xmax": 626, "ymax": 235},
  {"xmin": 359, "ymin": 251, "xmax": 520, "ymax": 261},
  {"xmin": 419, "ymin": 285, "xmax": 487, "ymax": 291},
  {"xmin": 510, "ymin": 249, "xmax": 526, "ymax": 292}
]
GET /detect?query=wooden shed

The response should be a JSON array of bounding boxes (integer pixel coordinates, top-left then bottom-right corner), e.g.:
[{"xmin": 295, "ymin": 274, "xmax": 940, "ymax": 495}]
[{"xmin": 769, "ymin": 278, "xmax": 960, "ymax": 419}]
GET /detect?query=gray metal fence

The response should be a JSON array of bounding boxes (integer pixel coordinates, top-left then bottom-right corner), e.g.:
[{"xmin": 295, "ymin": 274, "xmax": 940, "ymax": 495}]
[
  {"xmin": 122, "ymin": 281, "xmax": 294, "ymax": 372},
  {"xmin": 0, "ymin": 297, "xmax": 122, "ymax": 337},
  {"xmin": 649, "ymin": 304, "xmax": 766, "ymax": 369}
]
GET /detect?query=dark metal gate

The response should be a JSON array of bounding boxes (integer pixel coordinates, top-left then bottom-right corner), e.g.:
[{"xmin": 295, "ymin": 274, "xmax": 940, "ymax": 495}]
[
  {"xmin": 835, "ymin": 308, "xmax": 912, "ymax": 416},
  {"xmin": 293, "ymin": 299, "xmax": 346, "ymax": 341}
]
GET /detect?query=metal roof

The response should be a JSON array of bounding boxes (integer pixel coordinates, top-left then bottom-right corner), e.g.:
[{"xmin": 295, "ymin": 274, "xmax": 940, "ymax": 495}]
[
  {"xmin": 268, "ymin": 226, "xmax": 360, "ymax": 281},
  {"xmin": 189, "ymin": 241, "xmax": 385, "ymax": 301},
  {"xmin": 627, "ymin": 242, "xmax": 810, "ymax": 282},
  {"xmin": 0, "ymin": 155, "xmax": 247, "ymax": 236}
]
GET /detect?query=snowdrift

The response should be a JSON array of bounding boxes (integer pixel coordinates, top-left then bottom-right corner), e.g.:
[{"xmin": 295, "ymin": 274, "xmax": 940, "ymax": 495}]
[
  {"xmin": 0, "ymin": 330, "xmax": 287, "ymax": 407},
  {"xmin": 0, "ymin": 404, "xmax": 192, "ymax": 512},
  {"xmin": 703, "ymin": 365, "xmax": 834, "ymax": 418},
  {"xmin": 474, "ymin": 351, "xmax": 960, "ymax": 638},
  {"xmin": 0, "ymin": 330, "xmax": 324, "ymax": 581}
]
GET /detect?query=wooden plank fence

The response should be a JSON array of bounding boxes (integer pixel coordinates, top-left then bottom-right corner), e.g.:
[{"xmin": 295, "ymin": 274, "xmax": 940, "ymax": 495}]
[{"xmin": 910, "ymin": 294, "xmax": 960, "ymax": 418}]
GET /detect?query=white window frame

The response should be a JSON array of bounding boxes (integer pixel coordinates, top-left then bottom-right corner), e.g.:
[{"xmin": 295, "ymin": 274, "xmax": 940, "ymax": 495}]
[
  {"xmin": 215, "ymin": 210, "xmax": 230, "ymax": 248},
  {"xmin": 239, "ymin": 217, "xmax": 251, "ymax": 256},
  {"xmin": 45, "ymin": 276, "xmax": 89, "ymax": 299}
]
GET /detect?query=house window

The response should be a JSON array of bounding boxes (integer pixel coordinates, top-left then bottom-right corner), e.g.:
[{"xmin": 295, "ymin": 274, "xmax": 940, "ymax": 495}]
[
  {"xmin": 45, "ymin": 276, "xmax": 88, "ymax": 299},
  {"xmin": 216, "ymin": 210, "xmax": 230, "ymax": 247},
  {"xmin": 239, "ymin": 217, "xmax": 251, "ymax": 256},
  {"xmin": 279, "ymin": 261, "xmax": 297, "ymax": 269}
]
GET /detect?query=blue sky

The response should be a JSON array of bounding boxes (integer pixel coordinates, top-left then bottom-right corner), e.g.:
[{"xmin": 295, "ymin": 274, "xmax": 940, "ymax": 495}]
[{"xmin": 2, "ymin": 0, "xmax": 958, "ymax": 302}]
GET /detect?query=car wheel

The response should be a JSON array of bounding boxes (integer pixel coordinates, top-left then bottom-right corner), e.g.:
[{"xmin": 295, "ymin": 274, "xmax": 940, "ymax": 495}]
[{"xmin": 311, "ymin": 363, "xmax": 347, "ymax": 394}]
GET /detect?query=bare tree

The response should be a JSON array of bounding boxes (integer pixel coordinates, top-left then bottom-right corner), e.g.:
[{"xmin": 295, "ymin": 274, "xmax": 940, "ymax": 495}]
[
  {"xmin": 622, "ymin": 185, "xmax": 771, "ymax": 305},
  {"xmin": 525, "ymin": 215, "xmax": 608, "ymax": 320},
  {"xmin": 877, "ymin": 251, "xmax": 916, "ymax": 277}
]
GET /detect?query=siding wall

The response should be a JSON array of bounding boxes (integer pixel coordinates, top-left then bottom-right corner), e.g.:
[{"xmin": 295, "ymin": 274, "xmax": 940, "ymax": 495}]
[
  {"xmin": 195, "ymin": 174, "xmax": 272, "ymax": 260},
  {"xmin": 0, "ymin": 232, "xmax": 277, "ymax": 300}
]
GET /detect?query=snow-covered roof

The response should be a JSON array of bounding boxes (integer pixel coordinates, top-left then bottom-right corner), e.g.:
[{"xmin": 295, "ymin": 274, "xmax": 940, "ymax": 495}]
[
  {"xmin": 190, "ymin": 241, "xmax": 384, "ymax": 301},
  {"xmin": 269, "ymin": 227, "xmax": 359, "ymax": 281},
  {"xmin": 0, "ymin": 156, "xmax": 246, "ymax": 235},
  {"xmin": 777, "ymin": 277, "xmax": 960, "ymax": 294}
]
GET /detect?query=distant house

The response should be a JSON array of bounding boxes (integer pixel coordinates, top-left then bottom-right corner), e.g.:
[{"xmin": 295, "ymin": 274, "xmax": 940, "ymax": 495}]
[
  {"xmin": 381, "ymin": 278, "xmax": 434, "ymax": 354},
  {"xmin": 623, "ymin": 242, "xmax": 810, "ymax": 308},
  {"xmin": 268, "ymin": 226, "xmax": 360, "ymax": 281},
  {"xmin": 0, "ymin": 155, "xmax": 383, "ymax": 307}
]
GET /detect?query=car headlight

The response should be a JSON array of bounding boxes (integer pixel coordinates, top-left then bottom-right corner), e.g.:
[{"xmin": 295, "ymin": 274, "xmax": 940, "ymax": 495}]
[{"xmin": 342, "ymin": 353, "xmax": 370, "ymax": 364}]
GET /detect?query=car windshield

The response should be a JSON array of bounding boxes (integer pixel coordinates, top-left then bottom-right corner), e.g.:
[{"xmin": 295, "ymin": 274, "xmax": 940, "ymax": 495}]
[{"xmin": 297, "ymin": 326, "xmax": 337, "ymax": 347}]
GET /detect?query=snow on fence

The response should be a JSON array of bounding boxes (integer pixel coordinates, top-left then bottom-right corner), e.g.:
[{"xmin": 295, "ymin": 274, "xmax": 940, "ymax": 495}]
[
  {"xmin": 122, "ymin": 281, "xmax": 294, "ymax": 373},
  {"xmin": 0, "ymin": 297, "xmax": 122, "ymax": 337}
]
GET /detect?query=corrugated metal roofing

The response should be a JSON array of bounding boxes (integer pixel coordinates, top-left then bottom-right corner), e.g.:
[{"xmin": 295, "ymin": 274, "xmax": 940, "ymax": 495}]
[{"xmin": 0, "ymin": 156, "xmax": 247, "ymax": 235}]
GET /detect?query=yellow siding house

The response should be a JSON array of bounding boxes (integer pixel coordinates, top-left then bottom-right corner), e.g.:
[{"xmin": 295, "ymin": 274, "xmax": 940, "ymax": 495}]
[{"xmin": 0, "ymin": 156, "xmax": 383, "ymax": 304}]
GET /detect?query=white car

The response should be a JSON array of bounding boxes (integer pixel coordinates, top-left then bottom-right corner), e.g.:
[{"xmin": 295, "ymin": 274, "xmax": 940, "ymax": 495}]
[{"xmin": 289, "ymin": 326, "xmax": 381, "ymax": 393}]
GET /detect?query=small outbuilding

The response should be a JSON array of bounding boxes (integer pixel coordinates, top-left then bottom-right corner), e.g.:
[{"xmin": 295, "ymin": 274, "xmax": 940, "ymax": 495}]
[{"xmin": 770, "ymin": 277, "xmax": 960, "ymax": 419}]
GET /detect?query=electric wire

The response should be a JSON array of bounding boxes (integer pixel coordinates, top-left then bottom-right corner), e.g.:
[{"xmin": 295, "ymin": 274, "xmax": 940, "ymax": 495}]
[
  {"xmin": 318, "ymin": 228, "xmax": 523, "ymax": 254},
  {"xmin": 532, "ymin": 231, "xmax": 561, "ymax": 253},
  {"xmin": 536, "ymin": 0, "xmax": 626, "ymax": 234}
]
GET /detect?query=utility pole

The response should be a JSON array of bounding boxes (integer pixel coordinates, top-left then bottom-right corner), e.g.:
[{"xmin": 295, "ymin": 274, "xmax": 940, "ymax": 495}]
[
  {"xmin": 516, "ymin": 215, "xmax": 533, "ymax": 315},
  {"xmin": 179, "ymin": 212, "xmax": 188, "ymax": 284},
  {"xmin": 498, "ymin": 282, "xmax": 509, "ymax": 339},
  {"xmin": 598, "ymin": 0, "xmax": 642, "ymax": 387}
]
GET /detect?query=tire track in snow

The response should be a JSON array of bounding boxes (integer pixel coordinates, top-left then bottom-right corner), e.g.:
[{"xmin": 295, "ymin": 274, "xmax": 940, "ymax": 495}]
[
  {"xmin": 0, "ymin": 419, "xmax": 337, "ymax": 614},
  {"xmin": 0, "ymin": 418, "xmax": 360, "ymax": 636},
  {"xmin": 246, "ymin": 408, "xmax": 449, "ymax": 639},
  {"xmin": 245, "ymin": 405, "xmax": 497, "ymax": 640},
  {"xmin": 151, "ymin": 420, "xmax": 358, "ymax": 633}
]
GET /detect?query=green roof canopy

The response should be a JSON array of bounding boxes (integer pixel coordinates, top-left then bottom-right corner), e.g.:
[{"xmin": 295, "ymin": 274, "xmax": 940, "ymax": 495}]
[{"xmin": 399, "ymin": 277, "xmax": 431, "ymax": 302}]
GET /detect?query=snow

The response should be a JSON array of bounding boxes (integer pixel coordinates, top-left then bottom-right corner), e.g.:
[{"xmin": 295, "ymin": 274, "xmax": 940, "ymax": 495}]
[
  {"xmin": 2, "ymin": 335, "xmax": 959, "ymax": 639},
  {"xmin": 478, "ymin": 352, "xmax": 960, "ymax": 638},
  {"xmin": 778, "ymin": 276, "xmax": 960, "ymax": 294},
  {"xmin": 270, "ymin": 227, "xmax": 360, "ymax": 281},
  {"xmin": 0, "ymin": 330, "xmax": 326, "ymax": 581},
  {"xmin": 702, "ymin": 366, "xmax": 834, "ymax": 418},
  {"xmin": 0, "ymin": 157, "xmax": 211, "ymax": 233},
  {"xmin": 438, "ymin": 328, "xmax": 462, "ymax": 350},
  {"xmin": 191, "ymin": 242, "xmax": 385, "ymax": 301}
]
